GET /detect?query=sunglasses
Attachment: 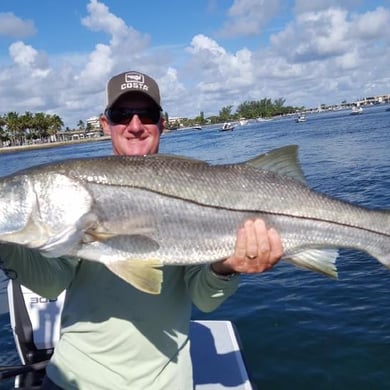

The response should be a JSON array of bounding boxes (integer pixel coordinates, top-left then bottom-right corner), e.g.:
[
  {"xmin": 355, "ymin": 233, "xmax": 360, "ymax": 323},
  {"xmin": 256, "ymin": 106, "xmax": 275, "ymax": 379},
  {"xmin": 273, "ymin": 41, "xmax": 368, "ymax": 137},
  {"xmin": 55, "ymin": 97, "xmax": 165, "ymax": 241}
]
[{"xmin": 105, "ymin": 108, "xmax": 161, "ymax": 125}]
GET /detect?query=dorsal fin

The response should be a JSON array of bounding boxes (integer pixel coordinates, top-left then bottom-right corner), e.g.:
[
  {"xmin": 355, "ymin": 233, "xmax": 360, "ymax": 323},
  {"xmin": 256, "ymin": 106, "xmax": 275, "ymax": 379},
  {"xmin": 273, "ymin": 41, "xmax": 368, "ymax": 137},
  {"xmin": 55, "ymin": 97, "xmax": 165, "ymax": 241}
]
[{"xmin": 244, "ymin": 145, "xmax": 306, "ymax": 183}]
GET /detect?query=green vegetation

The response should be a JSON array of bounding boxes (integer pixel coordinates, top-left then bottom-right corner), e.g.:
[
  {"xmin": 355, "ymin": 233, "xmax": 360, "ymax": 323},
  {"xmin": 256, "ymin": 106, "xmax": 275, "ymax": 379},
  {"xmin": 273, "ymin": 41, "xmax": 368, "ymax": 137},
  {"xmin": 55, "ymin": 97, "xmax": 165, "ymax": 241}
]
[
  {"xmin": 0, "ymin": 111, "xmax": 64, "ymax": 147},
  {"xmin": 236, "ymin": 98, "xmax": 301, "ymax": 119},
  {"xmin": 167, "ymin": 97, "xmax": 303, "ymax": 128}
]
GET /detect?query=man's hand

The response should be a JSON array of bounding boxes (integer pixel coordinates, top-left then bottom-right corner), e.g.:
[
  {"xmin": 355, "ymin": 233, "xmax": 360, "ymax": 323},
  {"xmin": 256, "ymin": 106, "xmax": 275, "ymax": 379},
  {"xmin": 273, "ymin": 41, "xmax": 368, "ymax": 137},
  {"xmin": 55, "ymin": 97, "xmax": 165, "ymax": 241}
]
[{"xmin": 211, "ymin": 219, "xmax": 283, "ymax": 275}]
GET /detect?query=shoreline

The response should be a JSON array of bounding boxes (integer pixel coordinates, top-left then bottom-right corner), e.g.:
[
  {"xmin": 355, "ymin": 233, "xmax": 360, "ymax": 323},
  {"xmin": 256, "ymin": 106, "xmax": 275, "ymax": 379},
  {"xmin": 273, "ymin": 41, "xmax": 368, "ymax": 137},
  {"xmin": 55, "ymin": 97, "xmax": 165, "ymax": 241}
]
[{"xmin": 0, "ymin": 136, "xmax": 111, "ymax": 155}]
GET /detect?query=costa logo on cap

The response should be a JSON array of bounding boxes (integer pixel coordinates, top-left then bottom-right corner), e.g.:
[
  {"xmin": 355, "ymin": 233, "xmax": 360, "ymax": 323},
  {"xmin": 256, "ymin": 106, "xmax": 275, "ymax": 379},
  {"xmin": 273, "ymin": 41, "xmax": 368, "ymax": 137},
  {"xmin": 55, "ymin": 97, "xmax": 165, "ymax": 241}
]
[
  {"xmin": 121, "ymin": 72, "xmax": 149, "ymax": 92},
  {"xmin": 125, "ymin": 72, "xmax": 144, "ymax": 83},
  {"xmin": 106, "ymin": 70, "xmax": 162, "ymax": 110}
]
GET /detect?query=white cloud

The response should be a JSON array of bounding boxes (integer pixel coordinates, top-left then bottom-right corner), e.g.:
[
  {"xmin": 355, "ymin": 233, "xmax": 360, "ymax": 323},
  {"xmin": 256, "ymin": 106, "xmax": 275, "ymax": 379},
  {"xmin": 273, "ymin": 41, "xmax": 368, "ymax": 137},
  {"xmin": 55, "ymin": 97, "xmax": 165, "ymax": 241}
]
[
  {"xmin": 77, "ymin": 0, "xmax": 153, "ymax": 89},
  {"xmin": 0, "ymin": 12, "xmax": 36, "ymax": 38},
  {"xmin": 0, "ymin": 0, "xmax": 157, "ymax": 127},
  {"xmin": 335, "ymin": 50, "xmax": 360, "ymax": 70},
  {"xmin": 76, "ymin": 43, "xmax": 113, "ymax": 87},
  {"xmin": 294, "ymin": 0, "xmax": 363, "ymax": 14},
  {"xmin": 81, "ymin": 0, "xmax": 150, "ymax": 53},
  {"xmin": 0, "ymin": 42, "xmax": 52, "ymax": 112},
  {"xmin": 187, "ymin": 34, "xmax": 254, "ymax": 90},
  {"xmin": 270, "ymin": 6, "xmax": 389, "ymax": 103},
  {"xmin": 177, "ymin": 34, "xmax": 257, "ymax": 116},
  {"xmin": 9, "ymin": 41, "xmax": 49, "ymax": 73},
  {"xmin": 0, "ymin": 0, "xmax": 389, "ymax": 127},
  {"xmin": 218, "ymin": 0, "xmax": 281, "ymax": 37},
  {"xmin": 183, "ymin": 3, "xmax": 390, "ymax": 111},
  {"xmin": 350, "ymin": 6, "xmax": 390, "ymax": 39},
  {"xmin": 158, "ymin": 67, "xmax": 187, "ymax": 114},
  {"xmin": 271, "ymin": 8, "xmax": 351, "ymax": 62}
]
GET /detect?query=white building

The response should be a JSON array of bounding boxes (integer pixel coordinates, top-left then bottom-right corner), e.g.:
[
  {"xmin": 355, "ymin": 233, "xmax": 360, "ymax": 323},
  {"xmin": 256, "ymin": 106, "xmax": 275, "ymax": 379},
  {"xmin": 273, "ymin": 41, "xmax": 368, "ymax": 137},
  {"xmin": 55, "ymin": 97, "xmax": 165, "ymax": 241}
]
[{"xmin": 86, "ymin": 116, "xmax": 101, "ymax": 130}]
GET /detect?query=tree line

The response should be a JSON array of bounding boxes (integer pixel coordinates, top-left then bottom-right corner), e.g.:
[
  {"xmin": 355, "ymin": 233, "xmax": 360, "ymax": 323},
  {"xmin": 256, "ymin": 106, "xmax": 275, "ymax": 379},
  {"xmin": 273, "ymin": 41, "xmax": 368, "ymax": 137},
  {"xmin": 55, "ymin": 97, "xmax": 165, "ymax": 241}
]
[
  {"xmin": 0, "ymin": 111, "xmax": 104, "ymax": 147},
  {"xmin": 0, "ymin": 111, "xmax": 65, "ymax": 147},
  {"xmin": 167, "ymin": 98, "xmax": 304, "ymax": 128}
]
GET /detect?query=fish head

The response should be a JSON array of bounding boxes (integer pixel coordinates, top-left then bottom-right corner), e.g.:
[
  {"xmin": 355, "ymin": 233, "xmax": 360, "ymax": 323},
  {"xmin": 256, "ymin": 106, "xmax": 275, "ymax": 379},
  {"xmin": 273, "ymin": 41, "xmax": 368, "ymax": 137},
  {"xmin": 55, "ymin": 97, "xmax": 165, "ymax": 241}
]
[{"xmin": 0, "ymin": 171, "xmax": 94, "ymax": 253}]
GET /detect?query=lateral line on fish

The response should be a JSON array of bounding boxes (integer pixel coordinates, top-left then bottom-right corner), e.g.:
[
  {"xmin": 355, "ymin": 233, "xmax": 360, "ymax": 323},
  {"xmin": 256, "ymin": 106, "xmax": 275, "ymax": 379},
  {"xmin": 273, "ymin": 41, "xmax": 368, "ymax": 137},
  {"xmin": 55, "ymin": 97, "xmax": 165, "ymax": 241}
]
[
  {"xmin": 83, "ymin": 181, "xmax": 389, "ymax": 237},
  {"xmin": 261, "ymin": 211, "xmax": 390, "ymax": 237}
]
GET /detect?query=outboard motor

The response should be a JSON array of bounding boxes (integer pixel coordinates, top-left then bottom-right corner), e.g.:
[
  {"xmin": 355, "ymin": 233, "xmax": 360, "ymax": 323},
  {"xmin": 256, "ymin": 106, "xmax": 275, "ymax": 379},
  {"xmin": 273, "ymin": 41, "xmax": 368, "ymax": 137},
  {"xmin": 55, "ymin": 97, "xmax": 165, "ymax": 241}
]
[{"xmin": 5, "ymin": 281, "xmax": 65, "ymax": 389}]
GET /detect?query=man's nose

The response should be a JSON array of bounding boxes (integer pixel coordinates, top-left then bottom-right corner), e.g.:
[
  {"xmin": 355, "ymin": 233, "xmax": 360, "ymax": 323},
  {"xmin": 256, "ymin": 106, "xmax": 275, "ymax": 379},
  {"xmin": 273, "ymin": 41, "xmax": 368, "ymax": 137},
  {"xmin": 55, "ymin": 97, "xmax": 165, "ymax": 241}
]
[{"xmin": 125, "ymin": 114, "xmax": 143, "ymax": 129}]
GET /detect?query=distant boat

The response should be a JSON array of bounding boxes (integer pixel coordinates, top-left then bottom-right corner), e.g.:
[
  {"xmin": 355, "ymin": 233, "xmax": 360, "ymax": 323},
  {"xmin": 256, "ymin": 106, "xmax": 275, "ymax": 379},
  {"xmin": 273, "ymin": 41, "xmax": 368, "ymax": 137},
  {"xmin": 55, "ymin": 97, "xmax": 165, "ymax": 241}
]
[
  {"xmin": 220, "ymin": 122, "xmax": 235, "ymax": 131},
  {"xmin": 239, "ymin": 118, "xmax": 248, "ymax": 126},
  {"xmin": 295, "ymin": 114, "xmax": 306, "ymax": 123},
  {"xmin": 192, "ymin": 125, "xmax": 202, "ymax": 130},
  {"xmin": 351, "ymin": 106, "xmax": 363, "ymax": 115}
]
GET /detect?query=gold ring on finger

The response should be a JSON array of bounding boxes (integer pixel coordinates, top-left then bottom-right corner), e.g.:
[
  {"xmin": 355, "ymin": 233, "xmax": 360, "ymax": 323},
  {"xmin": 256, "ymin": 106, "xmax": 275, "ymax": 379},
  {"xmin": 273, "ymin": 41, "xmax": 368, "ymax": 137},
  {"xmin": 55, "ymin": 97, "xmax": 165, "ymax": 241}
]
[{"xmin": 246, "ymin": 254, "xmax": 257, "ymax": 260}]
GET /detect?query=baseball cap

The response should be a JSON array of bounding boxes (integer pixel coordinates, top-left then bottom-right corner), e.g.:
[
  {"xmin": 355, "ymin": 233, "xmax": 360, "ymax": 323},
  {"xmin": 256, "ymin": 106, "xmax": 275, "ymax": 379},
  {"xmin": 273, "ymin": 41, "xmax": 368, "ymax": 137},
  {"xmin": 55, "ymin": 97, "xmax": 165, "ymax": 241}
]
[{"xmin": 106, "ymin": 71, "xmax": 162, "ymax": 110}]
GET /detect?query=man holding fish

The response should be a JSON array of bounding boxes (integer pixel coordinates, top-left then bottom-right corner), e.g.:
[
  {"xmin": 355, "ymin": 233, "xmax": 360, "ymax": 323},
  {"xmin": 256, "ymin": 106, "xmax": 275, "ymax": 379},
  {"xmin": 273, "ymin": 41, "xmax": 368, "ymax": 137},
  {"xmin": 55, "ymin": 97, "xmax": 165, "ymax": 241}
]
[{"xmin": 0, "ymin": 71, "xmax": 283, "ymax": 389}]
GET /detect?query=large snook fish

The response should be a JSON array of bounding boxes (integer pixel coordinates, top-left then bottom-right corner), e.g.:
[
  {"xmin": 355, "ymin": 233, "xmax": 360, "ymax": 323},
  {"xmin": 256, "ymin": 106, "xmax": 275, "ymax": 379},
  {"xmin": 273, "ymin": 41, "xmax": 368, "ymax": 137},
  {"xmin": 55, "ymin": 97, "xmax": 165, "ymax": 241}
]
[{"xmin": 0, "ymin": 145, "xmax": 388, "ymax": 294}]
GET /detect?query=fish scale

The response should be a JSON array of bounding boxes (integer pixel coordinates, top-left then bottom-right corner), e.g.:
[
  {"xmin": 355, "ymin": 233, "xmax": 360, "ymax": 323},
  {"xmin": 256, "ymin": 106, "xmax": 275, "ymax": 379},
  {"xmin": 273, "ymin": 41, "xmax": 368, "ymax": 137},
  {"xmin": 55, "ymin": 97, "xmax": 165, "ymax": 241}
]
[{"xmin": 62, "ymin": 153, "xmax": 388, "ymax": 235}]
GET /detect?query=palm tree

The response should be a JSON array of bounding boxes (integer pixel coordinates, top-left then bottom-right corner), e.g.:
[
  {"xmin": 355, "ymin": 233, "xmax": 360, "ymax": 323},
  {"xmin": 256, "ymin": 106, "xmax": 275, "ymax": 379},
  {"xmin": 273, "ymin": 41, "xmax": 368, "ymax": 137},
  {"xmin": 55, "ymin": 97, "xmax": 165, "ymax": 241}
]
[
  {"xmin": 4, "ymin": 112, "xmax": 21, "ymax": 146},
  {"xmin": 0, "ymin": 115, "xmax": 6, "ymax": 146},
  {"xmin": 32, "ymin": 112, "xmax": 50, "ymax": 142},
  {"xmin": 20, "ymin": 111, "xmax": 34, "ymax": 144},
  {"xmin": 48, "ymin": 114, "xmax": 64, "ymax": 142},
  {"xmin": 77, "ymin": 120, "xmax": 85, "ymax": 131}
]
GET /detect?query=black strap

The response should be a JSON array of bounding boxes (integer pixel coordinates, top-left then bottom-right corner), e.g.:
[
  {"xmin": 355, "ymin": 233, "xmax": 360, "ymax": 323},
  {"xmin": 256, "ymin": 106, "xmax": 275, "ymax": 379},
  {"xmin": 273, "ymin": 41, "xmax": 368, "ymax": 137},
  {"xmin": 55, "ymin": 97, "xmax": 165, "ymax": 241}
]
[{"xmin": 0, "ymin": 360, "xmax": 49, "ymax": 380}]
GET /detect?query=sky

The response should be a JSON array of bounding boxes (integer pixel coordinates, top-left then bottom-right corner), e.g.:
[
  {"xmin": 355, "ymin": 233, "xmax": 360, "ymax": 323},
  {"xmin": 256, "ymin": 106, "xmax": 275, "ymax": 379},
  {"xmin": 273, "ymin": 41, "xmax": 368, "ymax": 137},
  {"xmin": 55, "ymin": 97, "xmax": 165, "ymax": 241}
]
[{"xmin": 0, "ymin": 0, "xmax": 389, "ymax": 128}]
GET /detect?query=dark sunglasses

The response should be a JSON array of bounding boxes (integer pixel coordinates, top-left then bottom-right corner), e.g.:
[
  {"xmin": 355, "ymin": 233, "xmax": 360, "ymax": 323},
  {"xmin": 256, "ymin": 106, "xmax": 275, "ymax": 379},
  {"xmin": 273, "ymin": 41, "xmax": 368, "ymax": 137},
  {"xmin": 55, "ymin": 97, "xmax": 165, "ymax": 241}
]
[{"xmin": 105, "ymin": 108, "xmax": 161, "ymax": 125}]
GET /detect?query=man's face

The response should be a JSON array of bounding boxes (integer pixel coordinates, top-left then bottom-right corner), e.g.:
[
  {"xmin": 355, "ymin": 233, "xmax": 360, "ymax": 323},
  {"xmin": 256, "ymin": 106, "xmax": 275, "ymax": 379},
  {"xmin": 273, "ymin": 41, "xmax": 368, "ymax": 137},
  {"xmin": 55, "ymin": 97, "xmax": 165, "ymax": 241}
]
[{"xmin": 101, "ymin": 92, "xmax": 163, "ymax": 156}]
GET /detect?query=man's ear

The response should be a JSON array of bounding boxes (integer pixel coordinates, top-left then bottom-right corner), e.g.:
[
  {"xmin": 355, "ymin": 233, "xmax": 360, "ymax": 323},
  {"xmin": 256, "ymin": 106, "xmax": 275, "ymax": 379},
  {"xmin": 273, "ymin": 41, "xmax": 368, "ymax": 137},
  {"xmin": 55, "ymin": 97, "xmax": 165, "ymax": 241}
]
[
  {"xmin": 100, "ymin": 114, "xmax": 111, "ymax": 136},
  {"xmin": 159, "ymin": 116, "xmax": 166, "ymax": 134}
]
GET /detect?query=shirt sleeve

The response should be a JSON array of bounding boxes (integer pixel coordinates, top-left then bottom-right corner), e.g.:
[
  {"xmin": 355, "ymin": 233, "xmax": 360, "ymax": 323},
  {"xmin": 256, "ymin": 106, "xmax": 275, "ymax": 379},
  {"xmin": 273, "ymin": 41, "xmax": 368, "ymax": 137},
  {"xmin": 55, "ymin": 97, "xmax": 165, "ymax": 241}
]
[
  {"xmin": 0, "ymin": 243, "xmax": 79, "ymax": 299},
  {"xmin": 184, "ymin": 264, "xmax": 239, "ymax": 313}
]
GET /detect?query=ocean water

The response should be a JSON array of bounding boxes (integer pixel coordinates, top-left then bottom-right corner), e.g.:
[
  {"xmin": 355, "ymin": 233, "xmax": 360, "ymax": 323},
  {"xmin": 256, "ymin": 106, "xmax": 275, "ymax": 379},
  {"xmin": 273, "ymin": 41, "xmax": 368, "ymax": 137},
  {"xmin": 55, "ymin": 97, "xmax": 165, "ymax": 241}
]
[{"xmin": 0, "ymin": 104, "xmax": 389, "ymax": 389}]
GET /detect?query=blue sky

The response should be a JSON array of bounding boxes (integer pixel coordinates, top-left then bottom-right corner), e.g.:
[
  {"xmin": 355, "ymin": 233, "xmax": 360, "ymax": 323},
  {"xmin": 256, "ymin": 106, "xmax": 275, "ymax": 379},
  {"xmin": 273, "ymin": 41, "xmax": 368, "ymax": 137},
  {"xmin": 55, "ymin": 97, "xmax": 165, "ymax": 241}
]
[{"xmin": 0, "ymin": 0, "xmax": 389, "ymax": 128}]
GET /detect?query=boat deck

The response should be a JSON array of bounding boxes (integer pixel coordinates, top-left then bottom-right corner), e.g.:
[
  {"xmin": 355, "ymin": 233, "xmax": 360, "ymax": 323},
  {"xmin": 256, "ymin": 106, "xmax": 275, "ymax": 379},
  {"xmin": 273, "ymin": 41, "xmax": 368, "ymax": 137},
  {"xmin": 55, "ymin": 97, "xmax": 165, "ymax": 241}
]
[{"xmin": 191, "ymin": 320, "xmax": 253, "ymax": 389}]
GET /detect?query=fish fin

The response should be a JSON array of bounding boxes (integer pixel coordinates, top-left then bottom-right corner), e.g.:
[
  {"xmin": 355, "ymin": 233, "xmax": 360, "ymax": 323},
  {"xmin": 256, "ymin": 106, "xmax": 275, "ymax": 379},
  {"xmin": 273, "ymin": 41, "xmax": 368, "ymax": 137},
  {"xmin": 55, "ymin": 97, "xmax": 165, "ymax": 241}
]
[
  {"xmin": 284, "ymin": 248, "xmax": 339, "ymax": 278},
  {"xmin": 245, "ymin": 145, "xmax": 307, "ymax": 183},
  {"xmin": 85, "ymin": 229, "xmax": 115, "ymax": 241},
  {"xmin": 85, "ymin": 217, "xmax": 154, "ymax": 242},
  {"xmin": 105, "ymin": 259, "xmax": 163, "ymax": 294}
]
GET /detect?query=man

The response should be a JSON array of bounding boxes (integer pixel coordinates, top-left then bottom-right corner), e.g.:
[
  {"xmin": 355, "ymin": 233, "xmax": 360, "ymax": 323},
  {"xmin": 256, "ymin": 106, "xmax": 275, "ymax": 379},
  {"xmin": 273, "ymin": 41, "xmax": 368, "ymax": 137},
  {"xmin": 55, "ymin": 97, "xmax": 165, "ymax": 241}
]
[{"xmin": 0, "ymin": 71, "xmax": 283, "ymax": 389}]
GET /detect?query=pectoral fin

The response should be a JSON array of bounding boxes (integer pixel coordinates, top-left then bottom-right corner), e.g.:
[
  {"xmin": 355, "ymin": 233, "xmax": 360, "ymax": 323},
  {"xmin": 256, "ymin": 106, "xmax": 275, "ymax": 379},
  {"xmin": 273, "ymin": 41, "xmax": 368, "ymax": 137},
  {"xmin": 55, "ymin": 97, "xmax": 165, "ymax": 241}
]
[
  {"xmin": 105, "ymin": 259, "xmax": 163, "ymax": 294},
  {"xmin": 84, "ymin": 217, "xmax": 154, "ymax": 243}
]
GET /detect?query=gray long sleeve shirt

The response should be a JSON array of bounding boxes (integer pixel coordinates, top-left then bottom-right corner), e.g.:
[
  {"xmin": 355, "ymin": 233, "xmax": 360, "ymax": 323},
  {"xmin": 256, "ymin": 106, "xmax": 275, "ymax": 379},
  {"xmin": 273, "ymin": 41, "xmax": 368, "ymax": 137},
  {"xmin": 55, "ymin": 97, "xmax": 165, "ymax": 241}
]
[{"xmin": 1, "ymin": 244, "xmax": 239, "ymax": 389}]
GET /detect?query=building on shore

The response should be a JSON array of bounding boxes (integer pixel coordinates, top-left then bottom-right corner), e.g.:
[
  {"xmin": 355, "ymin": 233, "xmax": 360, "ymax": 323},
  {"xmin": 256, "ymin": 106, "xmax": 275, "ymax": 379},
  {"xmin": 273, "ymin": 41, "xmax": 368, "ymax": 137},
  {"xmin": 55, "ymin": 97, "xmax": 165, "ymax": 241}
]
[{"xmin": 86, "ymin": 116, "xmax": 102, "ymax": 130}]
